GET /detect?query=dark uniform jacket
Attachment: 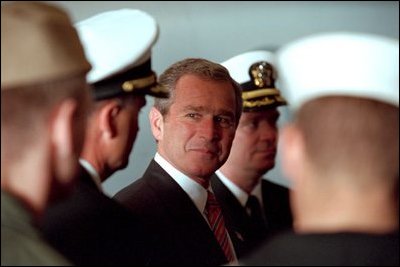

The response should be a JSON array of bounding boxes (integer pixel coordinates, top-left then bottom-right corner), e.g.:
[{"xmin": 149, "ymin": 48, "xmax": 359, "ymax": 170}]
[
  {"xmin": 210, "ymin": 174, "xmax": 292, "ymax": 258},
  {"xmin": 113, "ymin": 160, "xmax": 229, "ymax": 266},
  {"xmin": 242, "ymin": 230, "xmax": 399, "ymax": 266},
  {"xmin": 41, "ymin": 166, "xmax": 154, "ymax": 266}
]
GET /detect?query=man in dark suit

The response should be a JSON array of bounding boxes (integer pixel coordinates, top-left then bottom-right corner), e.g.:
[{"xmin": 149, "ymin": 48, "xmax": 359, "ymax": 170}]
[
  {"xmin": 41, "ymin": 9, "xmax": 168, "ymax": 265},
  {"xmin": 114, "ymin": 58, "xmax": 243, "ymax": 265},
  {"xmin": 243, "ymin": 32, "xmax": 399, "ymax": 266},
  {"xmin": 210, "ymin": 51, "xmax": 292, "ymax": 259}
]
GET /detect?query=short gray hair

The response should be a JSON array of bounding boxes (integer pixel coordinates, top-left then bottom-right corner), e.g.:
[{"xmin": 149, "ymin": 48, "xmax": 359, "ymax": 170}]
[{"xmin": 154, "ymin": 58, "xmax": 242, "ymax": 125}]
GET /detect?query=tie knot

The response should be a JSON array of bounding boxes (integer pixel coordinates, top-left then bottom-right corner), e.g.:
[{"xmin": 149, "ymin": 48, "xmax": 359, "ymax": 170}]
[
  {"xmin": 246, "ymin": 195, "xmax": 259, "ymax": 205},
  {"xmin": 206, "ymin": 190, "xmax": 219, "ymax": 207},
  {"xmin": 246, "ymin": 195, "xmax": 261, "ymax": 215},
  {"xmin": 197, "ymin": 179, "xmax": 210, "ymax": 189},
  {"xmin": 245, "ymin": 195, "xmax": 268, "ymax": 233}
]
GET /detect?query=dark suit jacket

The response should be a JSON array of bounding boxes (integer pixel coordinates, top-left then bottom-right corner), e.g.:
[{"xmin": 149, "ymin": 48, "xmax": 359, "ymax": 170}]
[
  {"xmin": 41, "ymin": 166, "xmax": 154, "ymax": 266},
  {"xmin": 210, "ymin": 174, "xmax": 292, "ymax": 258},
  {"xmin": 113, "ymin": 160, "xmax": 228, "ymax": 266},
  {"xmin": 242, "ymin": 230, "xmax": 399, "ymax": 266}
]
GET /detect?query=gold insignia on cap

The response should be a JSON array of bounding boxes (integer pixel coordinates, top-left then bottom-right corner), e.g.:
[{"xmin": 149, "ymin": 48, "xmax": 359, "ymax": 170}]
[
  {"xmin": 249, "ymin": 61, "xmax": 275, "ymax": 88},
  {"xmin": 242, "ymin": 61, "xmax": 287, "ymax": 110}
]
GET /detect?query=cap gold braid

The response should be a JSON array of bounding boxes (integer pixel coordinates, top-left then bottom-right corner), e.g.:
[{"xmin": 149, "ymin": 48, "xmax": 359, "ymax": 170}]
[
  {"xmin": 122, "ymin": 71, "xmax": 168, "ymax": 94},
  {"xmin": 242, "ymin": 88, "xmax": 287, "ymax": 108},
  {"xmin": 242, "ymin": 88, "xmax": 280, "ymax": 100}
]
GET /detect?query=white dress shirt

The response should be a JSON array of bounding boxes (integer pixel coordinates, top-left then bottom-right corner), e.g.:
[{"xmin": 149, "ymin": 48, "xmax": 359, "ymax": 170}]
[
  {"xmin": 215, "ymin": 170, "xmax": 264, "ymax": 214},
  {"xmin": 154, "ymin": 153, "xmax": 238, "ymax": 262},
  {"xmin": 154, "ymin": 153, "xmax": 208, "ymax": 215},
  {"xmin": 79, "ymin": 158, "xmax": 103, "ymax": 192}
]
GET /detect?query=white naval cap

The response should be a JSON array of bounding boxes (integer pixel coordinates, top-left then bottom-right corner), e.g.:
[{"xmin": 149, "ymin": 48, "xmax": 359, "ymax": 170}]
[
  {"xmin": 221, "ymin": 50, "xmax": 287, "ymax": 111},
  {"xmin": 276, "ymin": 32, "xmax": 399, "ymax": 110},
  {"xmin": 75, "ymin": 9, "xmax": 168, "ymax": 100}
]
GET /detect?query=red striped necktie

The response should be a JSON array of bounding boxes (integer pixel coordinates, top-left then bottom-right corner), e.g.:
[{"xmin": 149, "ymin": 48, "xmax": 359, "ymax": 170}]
[{"xmin": 204, "ymin": 190, "xmax": 236, "ymax": 263}]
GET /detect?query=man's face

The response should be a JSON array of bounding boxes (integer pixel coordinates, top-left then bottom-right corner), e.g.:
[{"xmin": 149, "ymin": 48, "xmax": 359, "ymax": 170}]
[
  {"xmin": 226, "ymin": 108, "xmax": 279, "ymax": 175},
  {"xmin": 157, "ymin": 74, "xmax": 238, "ymax": 181},
  {"xmin": 111, "ymin": 95, "xmax": 146, "ymax": 170}
]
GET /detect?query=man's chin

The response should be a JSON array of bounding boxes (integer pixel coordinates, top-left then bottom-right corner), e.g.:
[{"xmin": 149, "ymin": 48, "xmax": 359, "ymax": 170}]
[
  {"xmin": 115, "ymin": 158, "xmax": 130, "ymax": 173},
  {"xmin": 257, "ymin": 162, "xmax": 275, "ymax": 173}
]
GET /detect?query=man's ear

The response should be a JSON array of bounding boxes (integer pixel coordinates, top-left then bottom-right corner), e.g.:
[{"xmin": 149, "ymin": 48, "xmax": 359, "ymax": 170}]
[
  {"xmin": 50, "ymin": 98, "xmax": 80, "ymax": 184},
  {"xmin": 281, "ymin": 123, "xmax": 306, "ymax": 185},
  {"xmin": 149, "ymin": 107, "xmax": 164, "ymax": 141},
  {"xmin": 98, "ymin": 100, "xmax": 121, "ymax": 139}
]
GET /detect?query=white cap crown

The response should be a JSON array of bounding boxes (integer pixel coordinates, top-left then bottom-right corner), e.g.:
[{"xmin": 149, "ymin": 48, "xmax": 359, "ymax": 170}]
[
  {"xmin": 75, "ymin": 9, "xmax": 159, "ymax": 84},
  {"xmin": 276, "ymin": 32, "xmax": 399, "ymax": 110},
  {"xmin": 222, "ymin": 50, "xmax": 275, "ymax": 84}
]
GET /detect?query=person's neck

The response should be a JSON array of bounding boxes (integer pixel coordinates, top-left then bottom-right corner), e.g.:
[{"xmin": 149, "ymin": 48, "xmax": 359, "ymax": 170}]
[
  {"xmin": 155, "ymin": 152, "xmax": 212, "ymax": 189},
  {"xmin": 1, "ymin": 161, "xmax": 50, "ymax": 221},
  {"xmin": 80, "ymin": 150, "xmax": 107, "ymax": 182},
  {"xmin": 219, "ymin": 165, "xmax": 263, "ymax": 194},
  {"xmin": 296, "ymin": 188, "xmax": 399, "ymax": 234}
]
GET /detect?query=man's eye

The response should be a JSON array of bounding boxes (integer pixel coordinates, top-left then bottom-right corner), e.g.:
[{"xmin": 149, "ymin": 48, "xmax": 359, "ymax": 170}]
[
  {"xmin": 186, "ymin": 113, "xmax": 200, "ymax": 119},
  {"xmin": 243, "ymin": 121, "xmax": 257, "ymax": 130},
  {"xmin": 215, "ymin": 116, "xmax": 233, "ymax": 128}
]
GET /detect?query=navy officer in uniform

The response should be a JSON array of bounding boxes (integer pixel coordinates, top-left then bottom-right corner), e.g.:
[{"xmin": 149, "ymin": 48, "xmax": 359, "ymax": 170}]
[
  {"xmin": 41, "ymin": 9, "xmax": 168, "ymax": 265},
  {"xmin": 211, "ymin": 50, "xmax": 293, "ymax": 258}
]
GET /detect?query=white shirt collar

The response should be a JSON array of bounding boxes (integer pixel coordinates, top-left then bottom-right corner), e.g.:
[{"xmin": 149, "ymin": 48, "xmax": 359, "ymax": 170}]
[
  {"xmin": 215, "ymin": 169, "xmax": 263, "ymax": 208},
  {"xmin": 155, "ymin": 155, "xmax": 238, "ymax": 262},
  {"xmin": 79, "ymin": 158, "xmax": 103, "ymax": 192},
  {"xmin": 154, "ymin": 153, "xmax": 208, "ymax": 214}
]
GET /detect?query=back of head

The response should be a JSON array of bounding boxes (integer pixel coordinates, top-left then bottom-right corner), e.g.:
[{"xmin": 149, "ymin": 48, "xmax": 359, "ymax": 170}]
[
  {"xmin": 297, "ymin": 97, "xmax": 398, "ymax": 187},
  {"xmin": 1, "ymin": 2, "xmax": 91, "ymax": 164},
  {"xmin": 156, "ymin": 58, "xmax": 243, "ymax": 123},
  {"xmin": 277, "ymin": 32, "xmax": 399, "ymax": 188}
]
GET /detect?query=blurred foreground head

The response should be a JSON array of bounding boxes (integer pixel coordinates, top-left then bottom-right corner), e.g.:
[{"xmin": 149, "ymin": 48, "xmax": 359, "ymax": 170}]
[
  {"xmin": 1, "ymin": 1, "xmax": 91, "ymax": 209},
  {"xmin": 276, "ymin": 32, "xmax": 399, "ymax": 233}
]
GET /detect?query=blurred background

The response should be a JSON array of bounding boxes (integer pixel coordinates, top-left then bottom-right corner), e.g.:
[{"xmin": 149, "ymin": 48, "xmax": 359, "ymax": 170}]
[{"xmin": 39, "ymin": 1, "xmax": 400, "ymax": 196}]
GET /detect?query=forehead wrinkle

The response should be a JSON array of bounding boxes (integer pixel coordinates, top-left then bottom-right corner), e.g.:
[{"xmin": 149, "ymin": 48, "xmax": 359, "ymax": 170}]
[{"xmin": 182, "ymin": 105, "xmax": 234, "ymax": 117}]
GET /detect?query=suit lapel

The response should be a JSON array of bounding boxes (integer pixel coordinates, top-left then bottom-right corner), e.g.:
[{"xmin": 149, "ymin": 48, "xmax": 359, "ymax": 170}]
[
  {"xmin": 143, "ymin": 160, "xmax": 227, "ymax": 264},
  {"xmin": 261, "ymin": 179, "xmax": 292, "ymax": 232}
]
